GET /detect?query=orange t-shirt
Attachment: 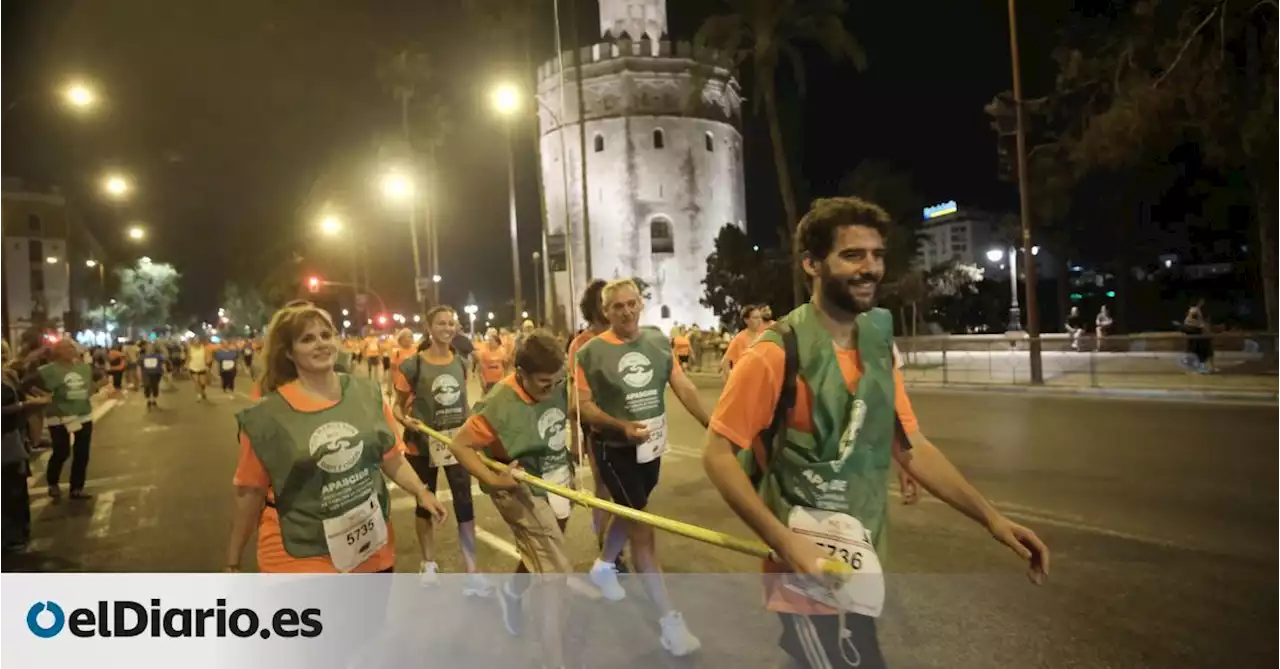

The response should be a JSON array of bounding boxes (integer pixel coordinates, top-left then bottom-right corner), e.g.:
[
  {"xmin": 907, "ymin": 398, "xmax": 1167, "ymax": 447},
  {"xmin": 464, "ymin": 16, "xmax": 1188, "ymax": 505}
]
[
  {"xmin": 388, "ymin": 345, "xmax": 417, "ymax": 385},
  {"xmin": 573, "ymin": 330, "xmax": 688, "ymax": 394},
  {"xmin": 723, "ymin": 329, "xmax": 759, "ymax": 368},
  {"xmin": 232, "ymin": 380, "xmax": 406, "ymax": 573},
  {"xmin": 474, "ymin": 343, "xmax": 507, "ymax": 384},
  {"xmin": 672, "ymin": 335, "xmax": 692, "ymax": 357},
  {"xmin": 364, "ymin": 337, "xmax": 380, "ymax": 357},
  {"xmin": 710, "ymin": 337, "xmax": 918, "ymax": 615}
]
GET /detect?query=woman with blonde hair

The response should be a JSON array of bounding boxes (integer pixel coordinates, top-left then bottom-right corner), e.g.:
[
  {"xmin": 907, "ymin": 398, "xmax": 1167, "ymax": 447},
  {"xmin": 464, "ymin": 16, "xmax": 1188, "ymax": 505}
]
[{"xmin": 225, "ymin": 302, "xmax": 446, "ymax": 573}]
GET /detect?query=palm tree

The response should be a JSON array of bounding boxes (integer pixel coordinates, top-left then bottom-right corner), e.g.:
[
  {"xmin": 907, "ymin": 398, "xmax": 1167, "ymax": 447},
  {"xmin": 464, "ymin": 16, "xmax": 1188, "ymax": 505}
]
[{"xmin": 696, "ymin": 0, "xmax": 867, "ymax": 305}]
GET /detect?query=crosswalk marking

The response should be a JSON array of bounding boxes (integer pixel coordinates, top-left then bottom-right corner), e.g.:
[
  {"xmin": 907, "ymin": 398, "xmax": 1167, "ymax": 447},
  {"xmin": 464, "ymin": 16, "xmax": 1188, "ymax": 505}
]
[{"xmin": 87, "ymin": 492, "xmax": 117, "ymax": 539}]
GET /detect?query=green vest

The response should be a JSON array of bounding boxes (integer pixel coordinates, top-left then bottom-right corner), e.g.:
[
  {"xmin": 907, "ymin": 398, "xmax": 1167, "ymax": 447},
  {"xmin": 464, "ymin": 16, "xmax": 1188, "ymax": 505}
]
[
  {"xmin": 752, "ymin": 304, "xmax": 897, "ymax": 555},
  {"xmin": 574, "ymin": 327, "xmax": 671, "ymax": 441},
  {"xmin": 38, "ymin": 362, "xmax": 94, "ymax": 420},
  {"xmin": 236, "ymin": 374, "xmax": 395, "ymax": 558},
  {"xmin": 471, "ymin": 380, "xmax": 571, "ymax": 496},
  {"xmin": 399, "ymin": 353, "xmax": 469, "ymax": 430}
]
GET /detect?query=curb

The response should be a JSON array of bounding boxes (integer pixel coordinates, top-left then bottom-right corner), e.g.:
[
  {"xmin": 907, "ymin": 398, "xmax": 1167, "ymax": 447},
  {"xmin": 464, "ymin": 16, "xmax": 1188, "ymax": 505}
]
[{"xmin": 687, "ymin": 373, "xmax": 1277, "ymax": 404}]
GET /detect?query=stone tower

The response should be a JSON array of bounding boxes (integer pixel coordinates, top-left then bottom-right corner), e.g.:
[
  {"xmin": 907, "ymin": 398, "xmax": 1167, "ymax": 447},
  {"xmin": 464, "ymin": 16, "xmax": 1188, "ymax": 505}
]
[{"xmin": 537, "ymin": 0, "xmax": 746, "ymax": 329}]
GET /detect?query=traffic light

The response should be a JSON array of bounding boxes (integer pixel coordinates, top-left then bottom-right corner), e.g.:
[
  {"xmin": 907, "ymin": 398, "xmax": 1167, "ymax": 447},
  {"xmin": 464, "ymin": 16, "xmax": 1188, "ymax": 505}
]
[
  {"xmin": 377, "ymin": 315, "xmax": 388, "ymax": 327},
  {"xmin": 307, "ymin": 276, "xmax": 321, "ymax": 293}
]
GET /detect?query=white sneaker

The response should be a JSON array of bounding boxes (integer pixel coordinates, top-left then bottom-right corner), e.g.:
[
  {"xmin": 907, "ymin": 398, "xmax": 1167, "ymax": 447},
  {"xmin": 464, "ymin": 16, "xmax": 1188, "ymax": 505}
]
[
  {"xmin": 419, "ymin": 561, "xmax": 439, "ymax": 586},
  {"xmin": 462, "ymin": 572, "xmax": 494, "ymax": 597},
  {"xmin": 659, "ymin": 611, "xmax": 701, "ymax": 657},
  {"xmin": 589, "ymin": 559, "xmax": 626, "ymax": 601}
]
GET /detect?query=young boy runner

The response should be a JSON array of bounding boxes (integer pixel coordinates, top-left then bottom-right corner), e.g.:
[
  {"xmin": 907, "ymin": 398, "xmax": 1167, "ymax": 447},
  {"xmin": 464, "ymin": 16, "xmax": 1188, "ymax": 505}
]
[{"xmin": 703, "ymin": 197, "xmax": 1050, "ymax": 668}]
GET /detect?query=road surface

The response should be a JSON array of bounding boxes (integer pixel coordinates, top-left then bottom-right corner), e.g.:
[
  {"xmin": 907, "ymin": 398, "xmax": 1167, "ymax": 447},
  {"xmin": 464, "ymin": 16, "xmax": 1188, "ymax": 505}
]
[{"xmin": 5, "ymin": 373, "xmax": 1275, "ymax": 668}]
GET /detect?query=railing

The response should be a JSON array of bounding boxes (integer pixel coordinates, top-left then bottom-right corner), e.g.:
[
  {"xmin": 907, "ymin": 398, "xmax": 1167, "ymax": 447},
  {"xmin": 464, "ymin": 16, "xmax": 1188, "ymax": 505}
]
[{"xmin": 896, "ymin": 331, "xmax": 1278, "ymax": 395}]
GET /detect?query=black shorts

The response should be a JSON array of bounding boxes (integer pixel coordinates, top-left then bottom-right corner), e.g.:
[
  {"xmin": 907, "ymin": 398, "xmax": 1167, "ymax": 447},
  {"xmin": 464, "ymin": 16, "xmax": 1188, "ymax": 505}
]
[
  {"xmin": 777, "ymin": 613, "xmax": 886, "ymax": 669},
  {"xmin": 590, "ymin": 438, "xmax": 661, "ymax": 510},
  {"xmin": 366, "ymin": 356, "xmax": 378, "ymax": 368},
  {"xmin": 381, "ymin": 356, "xmax": 391, "ymax": 370},
  {"xmin": 678, "ymin": 354, "xmax": 691, "ymax": 367}
]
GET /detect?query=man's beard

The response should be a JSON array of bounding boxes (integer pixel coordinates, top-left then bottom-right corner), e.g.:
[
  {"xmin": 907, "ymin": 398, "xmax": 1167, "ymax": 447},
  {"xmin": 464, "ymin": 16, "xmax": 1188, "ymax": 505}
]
[{"xmin": 820, "ymin": 267, "xmax": 880, "ymax": 315}]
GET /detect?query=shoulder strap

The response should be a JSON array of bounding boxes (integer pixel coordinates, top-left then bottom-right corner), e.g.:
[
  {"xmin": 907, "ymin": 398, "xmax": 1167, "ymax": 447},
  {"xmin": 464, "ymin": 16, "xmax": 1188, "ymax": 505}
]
[{"xmin": 751, "ymin": 322, "xmax": 798, "ymax": 488}]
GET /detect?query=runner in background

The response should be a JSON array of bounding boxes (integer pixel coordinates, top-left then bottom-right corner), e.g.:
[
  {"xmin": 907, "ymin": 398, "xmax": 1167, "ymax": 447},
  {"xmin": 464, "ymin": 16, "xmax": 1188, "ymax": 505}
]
[
  {"xmin": 566, "ymin": 279, "xmax": 618, "ymax": 557},
  {"xmin": 703, "ymin": 197, "xmax": 1049, "ymax": 668},
  {"xmin": 572, "ymin": 278, "xmax": 708, "ymax": 657},
  {"xmin": 187, "ymin": 336, "xmax": 212, "ymax": 401},
  {"xmin": 448, "ymin": 330, "xmax": 575, "ymax": 658},
  {"xmin": 364, "ymin": 334, "xmax": 382, "ymax": 383},
  {"xmin": 139, "ymin": 342, "xmax": 166, "ymax": 410},
  {"xmin": 388, "ymin": 329, "xmax": 417, "ymax": 399},
  {"xmin": 226, "ymin": 302, "xmax": 446, "ymax": 574},
  {"xmin": 720, "ymin": 304, "xmax": 763, "ymax": 376},
  {"xmin": 671, "ymin": 328, "xmax": 692, "ymax": 370},
  {"xmin": 214, "ymin": 341, "xmax": 240, "ymax": 394},
  {"xmin": 474, "ymin": 329, "xmax": 508, "ymax": 394},
  {"xmin": 107, "ymin": 345, "xmax": 126, "ymax": 396},
  {"xmin": 123, "ymin": 339, "xmax": 141, "ymax": 390},
  {"xmin": 394, "ymin": 306, "xmax": 492, "ymax": 595}
]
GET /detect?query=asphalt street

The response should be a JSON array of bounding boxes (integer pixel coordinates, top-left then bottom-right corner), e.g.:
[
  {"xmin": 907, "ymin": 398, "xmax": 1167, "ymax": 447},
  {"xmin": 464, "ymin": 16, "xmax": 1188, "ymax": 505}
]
[{"xmin": 4, "ymin": 370, "xmax": 1276, "ymax": 668}]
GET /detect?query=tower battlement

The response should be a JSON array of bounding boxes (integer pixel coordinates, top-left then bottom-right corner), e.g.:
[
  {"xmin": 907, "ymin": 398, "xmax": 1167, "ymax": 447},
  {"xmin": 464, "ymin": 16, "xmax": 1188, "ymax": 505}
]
[{"xmin": 536, "ymin": 39, "xmax": 734, "ymax": 85}]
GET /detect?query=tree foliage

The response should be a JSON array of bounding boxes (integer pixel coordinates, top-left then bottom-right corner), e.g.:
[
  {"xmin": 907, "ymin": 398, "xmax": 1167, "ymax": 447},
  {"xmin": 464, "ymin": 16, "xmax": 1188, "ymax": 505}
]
[
  {"xmin": 221, "ymin": 282, "xmax": 272, "ymax": 335},
  {"xmin": 697, "ymin": 0, "xmax": 868, "ymax": 305},
  {"xmin": 114, "ymin": 260, "xmax": 181, "ymax": 333},
  {"xmin": 701, "ymin": 225, "xmax": 792, "ymax": 329},
  {"xmin": 1019, "ymin": 0, "xmax": 1278, "ymax": 328}
]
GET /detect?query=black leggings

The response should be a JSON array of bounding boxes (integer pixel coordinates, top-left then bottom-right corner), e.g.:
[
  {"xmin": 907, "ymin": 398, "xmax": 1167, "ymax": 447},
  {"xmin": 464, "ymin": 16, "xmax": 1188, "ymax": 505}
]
[
  {"xmin": 47, "ymin": 421, "xmax": 93, "ymax": 492},
  {"xmin": 407, "ymin": 450, "xmax": 474, "ymax": 524},
  {"xmin": 110, "ymin": 371, "xmax": 124, "ymax": 390},
  {"xmin": 1, "ymin": 459, "xmax": 31, "ymax": 547},
  {"xmin": 143, "ymin": 374, "xmax": 162, "ymax": 399},
  {"xmin": 220, "ymin": 370, "xmax": 236, "ymax": 391}
]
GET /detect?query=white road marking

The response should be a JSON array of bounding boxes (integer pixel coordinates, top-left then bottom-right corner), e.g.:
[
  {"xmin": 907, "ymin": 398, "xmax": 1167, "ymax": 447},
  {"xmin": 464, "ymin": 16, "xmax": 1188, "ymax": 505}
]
[
  {"xmin": 29, "ymin": 474, "xmax": 141, "ymax": 495},
  {"xmin": 91, "ymin": 398, "xmax": 120, "ymax": 422},
  {"xmin": 87, "ymin": 492, "xmax": 117, "ymax": 539},
  {"xmin": 474, "ymin": 527, "xmax": 521, "ymax": 560}
]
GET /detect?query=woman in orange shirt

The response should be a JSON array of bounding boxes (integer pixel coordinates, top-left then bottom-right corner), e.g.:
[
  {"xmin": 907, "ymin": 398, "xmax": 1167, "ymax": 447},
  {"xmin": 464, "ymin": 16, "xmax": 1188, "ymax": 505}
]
[
  {"xmin": 224, "ymin": 303, "xmax": 446, "ymax": 574},
  {"xmin": 473, "ymin": 329, "xmax": 508, "ymax": 394}
]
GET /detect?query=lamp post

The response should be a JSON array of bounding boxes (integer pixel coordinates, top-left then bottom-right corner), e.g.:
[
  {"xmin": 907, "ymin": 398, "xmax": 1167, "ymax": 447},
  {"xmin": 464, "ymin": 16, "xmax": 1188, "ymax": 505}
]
[
  {"xmin": 381, "ymin": 168, "xmax": 424, "ymax": 318},
  {"xmin": 988, "ymin": 244, "xmax": 1040, "ymax": 333},
  {"xmin": 1006, "ymin": 0, "xmax": 1043, "ymax": 383},
  {"xmin": 531, "ymin": 251, "xmax": 544, "ymax": 325},
  {"xmin": 464, "ymin": 303, "xmax": 479, "ymax": 335},
  {"xmin": 491, "ymin": 83, "xmax": 524, "ymax": 327}
]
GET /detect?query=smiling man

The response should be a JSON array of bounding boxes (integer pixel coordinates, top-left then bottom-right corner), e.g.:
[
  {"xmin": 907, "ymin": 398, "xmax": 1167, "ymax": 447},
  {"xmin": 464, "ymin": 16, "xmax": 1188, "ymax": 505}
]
[{"xmin": 702, "ymin": 197, "xmax": 1050, "ymax": 669}]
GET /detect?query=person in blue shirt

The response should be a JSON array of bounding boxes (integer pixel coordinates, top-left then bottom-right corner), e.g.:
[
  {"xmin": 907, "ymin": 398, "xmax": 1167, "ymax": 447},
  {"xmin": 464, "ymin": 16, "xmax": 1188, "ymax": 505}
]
[
  {"xmin": 213, "ymin": 341, "xmax": 241, "ymax": 394},
  {"xmin": 139, "ymin": 342, "xmax": 167, "ymax": 410}
]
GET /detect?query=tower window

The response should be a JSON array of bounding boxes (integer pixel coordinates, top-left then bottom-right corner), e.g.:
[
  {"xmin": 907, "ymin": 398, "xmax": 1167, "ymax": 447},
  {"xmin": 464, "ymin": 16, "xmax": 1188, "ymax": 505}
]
[
  {"xmin": 594, "ymin": 134, "xmax": 605, "ymax": 152},
  {"xmin": 653, "ymin": 128, "xmax": 665, "ymax": 149},
  {"xmin": 705, "ymin": 132, "xmax": 714, "ymax": 152},
  {"xmin": 660, "ymin": 306, "xmax": 671, "ymax": 319},
  {"xmin": 650, "ymin": 217, "xmax": 674, "ymax": 254}
]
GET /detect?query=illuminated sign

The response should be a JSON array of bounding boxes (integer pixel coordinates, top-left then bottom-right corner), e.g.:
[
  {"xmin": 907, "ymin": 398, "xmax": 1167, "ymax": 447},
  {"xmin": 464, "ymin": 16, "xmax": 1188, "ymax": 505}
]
[{"xmin": 923, "ymin": 201, "xmax": 958, "ymax": 219}]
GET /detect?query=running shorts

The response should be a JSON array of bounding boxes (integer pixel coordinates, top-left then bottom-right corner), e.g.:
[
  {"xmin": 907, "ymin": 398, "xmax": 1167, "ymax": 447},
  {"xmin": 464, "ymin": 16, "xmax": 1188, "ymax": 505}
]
[
  {"xmin": 777, "ymin": 613, "xmax": 886, "ymax": 669},
  {"xmin": 590, "ymin": 438, "xmax": 661, "ymax": 510}
]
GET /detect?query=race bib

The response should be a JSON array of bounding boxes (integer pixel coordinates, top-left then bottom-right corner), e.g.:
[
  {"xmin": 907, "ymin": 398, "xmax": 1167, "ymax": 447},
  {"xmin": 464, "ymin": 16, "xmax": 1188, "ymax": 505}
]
[
  {"xmin": 221, "ymin": 359, "xmax": 235, "ymax": 371},
  {"xmin": 784, "ymin": 506, "xmax": 884, "ymax": 617},
  {"xmin": 543, "ymin": 465, "xmax": 573, "ymax": 519},
  {"xmin": 322, "ymin": 494, "xmax": 389, "ymax": 573},
  {"xmin": 428, "ymin": 427, "xmax": 459, "ymax": 468},
  {"xmin": 143, "ymin": 358, "xmax": 159, "ymax": 370},
  {"xmin": 635, "ymin": 414, "xmax": 668, "ymax": 464}
]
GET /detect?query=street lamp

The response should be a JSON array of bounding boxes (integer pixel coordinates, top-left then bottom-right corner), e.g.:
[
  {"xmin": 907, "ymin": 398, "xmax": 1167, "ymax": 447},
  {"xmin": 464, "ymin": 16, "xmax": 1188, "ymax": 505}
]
[
  {"xmin": 140, "ymin": 256, "xmax": 152, "ymax": 265},
  {"xmin": 381, "ymin": 170, "xmax": 413, "ymax": 202},
  {"xmin": 464, "ymin": 304, "xmax": 479, "ymax": 334},
  {"xmin": 491, "ymin": 82, "xmax": 525, "ymax": 325},
  {"xmin": 320, "ymin": 215, "xmax": 342, "ymax": 236},
  {"xmin": 531, "ymin": 251, "xmax": 543, "ymax": 325},
  {"xmin": 85, "ymin": 259, "xmax": 97, "ymax": 268},
  {"xmin": 45, "ymin": 256, "xmax": 58, "ymax": 265},
  {"xmin": 127, "ymin": 226, "xmax": 146, "ymax": 241},
  {"xmin": 988, "ymin": 245, "xmax": 1031, "ymax": 332},
  {"xmin": 432, "ymin": 274, "xmax": 441, "ymax": 283},
  {"xmin": 103, "ymin": 173, "xmax": 131, "ymax": 200},
  {"xmin": 62, "ymin": 81, "xmax": 97, "ymax": 110},
  {"xmin": 487, "ymin": 311, "xmax": 495, "ymax": 320}
]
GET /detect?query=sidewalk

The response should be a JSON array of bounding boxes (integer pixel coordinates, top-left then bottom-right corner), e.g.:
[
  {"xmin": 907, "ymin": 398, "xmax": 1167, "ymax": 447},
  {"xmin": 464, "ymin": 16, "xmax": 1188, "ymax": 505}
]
[{"xmin": 686, "ymin": 358, "xmax": 1278, "ymax": 403}]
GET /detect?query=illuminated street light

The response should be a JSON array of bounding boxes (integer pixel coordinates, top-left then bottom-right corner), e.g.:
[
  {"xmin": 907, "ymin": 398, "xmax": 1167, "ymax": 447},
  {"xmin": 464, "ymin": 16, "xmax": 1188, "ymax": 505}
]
[
  {"xmin": 341, "ymin": 309, "xmax": 349, "ymax": 316},
  {"xmin": 380, "ymin": 170, "xmax": 413, "ymax": 201},
  {"xmin": 140, "ymin": 256, "xmax": 152, "ymax": 265},
  {"xmin": 320, "ymin": 215, "xmax": 342, "ymax": 236},
  {"xmin": 1031, "ymin": 245, "xmax": 1040, "ymax": 256},
  {"xmin": 127, "ymin": 226, "xmax": 146, "ymax": 241},
  {"xmin": 521, "ymin": 311, "xmax": 528, "ymax": 319},
  {"xmin": 432, "ymin": 274, "xmax": 441, "ymax": 283},
  {"xmin": 85, "ymin": 259, "xmax": 98, "ymax": 268},
  {"xmin": 343, "ymin": 320, "xmax": 352, "ymax": 328},
  {"xmin": 413, "ymin": 315, "xmax": 421, "ymax": 323},
  {"xmin": 491, "ymin": 83, "xmax": 521, "ymax": 116},
  {"xmin": 63, "ymin": 81, "xmax": 97, "ymax": 109},
  {"xmin": 986, "ymin": 249, "xmax": 1004, "ymax": 263},
  {"xmin": 487, "ymin": 312, "xmax": 495, "ymax": 320},
  {"xmin": 45, "ymin": 256, "xmax": 59, "ymax": 265},
  {"xmin": 103, "ymin": 174, "xmax": 131, "ymax": 199}
]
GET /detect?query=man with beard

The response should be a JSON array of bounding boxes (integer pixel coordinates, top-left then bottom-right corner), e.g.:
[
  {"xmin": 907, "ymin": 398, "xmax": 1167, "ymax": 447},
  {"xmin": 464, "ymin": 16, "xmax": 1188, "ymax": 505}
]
[{"xmin": 702, "ymin": 197, "xmax": 1050, "ymax": 669}]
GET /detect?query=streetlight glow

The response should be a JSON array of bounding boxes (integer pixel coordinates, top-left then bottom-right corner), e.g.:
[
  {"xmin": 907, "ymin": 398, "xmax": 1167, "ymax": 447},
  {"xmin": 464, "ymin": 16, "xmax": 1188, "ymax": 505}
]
[
  {"xmin": 139, "ymin": 256, "xmax": 152, "ymax": 265},
  {"xmin": 85, "ymin": 259, "xmax": 98, "ymax": 268},
  {"xmin": 381, "ymin": 171, "xmax": 413, "ymax": 201},
  {"xmin": 341, "ymin": 309, "xmax": 349, "ymax": 316},
  {"xmin": 986, "ymin": 249, "xmax": 1005, "ymax": 262},
  {"xmin": 491, "ymin": 83, "xmax": 520, "ymax": 116},
  {"xmin": 45, "ymin": 256, "xmax": 59, "ymax": 265},
  {"xmin": 63, "ymin": 82, "xmax": 97, "ymax": 109},
  {"xmin": 432, "ymin": 274, "xmax": 441, "ymax": 283},
  {"xmin": 103, "ymin": 174, "xmax": 131, "ymax": 199},
  {"xmin": 1031, "ymin": 245, "xmax": 1040, "ymax": 256},
  {"xmin": 320, "ymin": 215, "xmax": 342, "ymax": 235},
  {"xmin": 487, "ymin": 312, "xmax": 495, "ymax": 320},
  {"xmin": 128, "ymin": 226, "xmax": 146, "ymax": 241}
]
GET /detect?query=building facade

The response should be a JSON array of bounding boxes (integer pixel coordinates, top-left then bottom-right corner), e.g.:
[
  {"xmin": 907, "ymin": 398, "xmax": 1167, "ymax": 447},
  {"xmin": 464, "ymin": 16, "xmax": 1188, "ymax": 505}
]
[
  {"xmin": 2, "ymin": 178, "xmax": 107, "ymax": 344},
  {"xmin": 915, "ymin": 201, "xmax": 1000, "ymax": 270},
  {"xmin": 536, "ymin": 0, "xmax": 746, "ymax": 329}
]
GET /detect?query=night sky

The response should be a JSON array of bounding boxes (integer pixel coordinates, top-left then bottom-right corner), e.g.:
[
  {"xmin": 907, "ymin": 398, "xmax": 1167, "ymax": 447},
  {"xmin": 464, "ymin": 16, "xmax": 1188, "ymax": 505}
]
[{"xmin": 2, "ymin": 0, "xmax": 1073, "ymax": 322}]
